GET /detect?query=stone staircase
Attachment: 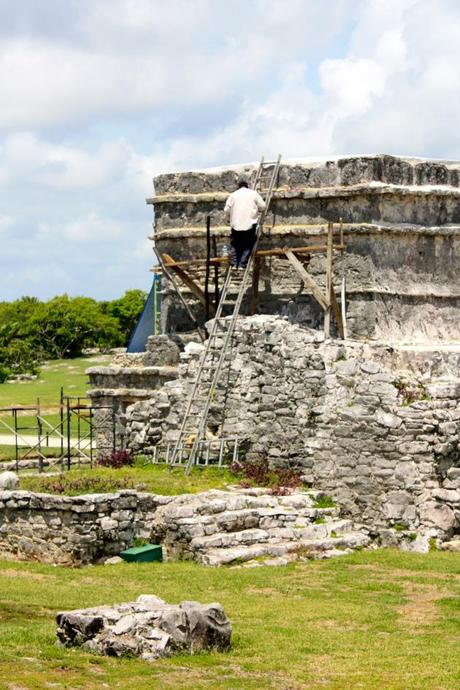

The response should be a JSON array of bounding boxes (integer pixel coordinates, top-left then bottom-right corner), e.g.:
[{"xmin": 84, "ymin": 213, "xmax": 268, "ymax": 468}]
[{"xmin": 152, "ymin": 488, "xmax": 371, "ymax": 566}]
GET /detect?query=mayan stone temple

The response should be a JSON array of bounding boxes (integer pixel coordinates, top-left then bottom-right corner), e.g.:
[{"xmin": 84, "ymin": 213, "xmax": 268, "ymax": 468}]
[{"xmin": 88, "ymin": 154, "xmax": 460, "ymax": 559}]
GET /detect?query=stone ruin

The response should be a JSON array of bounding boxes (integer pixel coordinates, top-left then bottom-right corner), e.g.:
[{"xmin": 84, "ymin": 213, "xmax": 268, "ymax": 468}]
[
  {"xmin": 56, "ymin": 594, "xmax": 231, "ymax": 661},
  {"xmin": 87, "ymin": 154, "xmax": 460, "ymax": 550},
  {"xmin": 150, "ymin": 153, "xmax": 460, "ymax": 340},
  {"xmin": 0, "ymin": 486, "xmax": 371, "ymax": 566}
]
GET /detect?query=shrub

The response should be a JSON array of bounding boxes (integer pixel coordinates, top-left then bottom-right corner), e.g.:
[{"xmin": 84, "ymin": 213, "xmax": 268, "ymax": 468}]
[
  {"xmin": 230, "ymin": 454, "xmax": 303, "ymax": 495},
  {"xmin": 96, "ymin": 449, "xmax": 135, "ymax": 469}
]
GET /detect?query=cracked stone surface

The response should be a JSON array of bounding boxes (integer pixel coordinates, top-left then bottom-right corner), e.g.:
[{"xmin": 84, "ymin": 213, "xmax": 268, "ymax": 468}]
[{"xmin": 56, "ymin": 595, "xmax": 231, "ymax": 660}]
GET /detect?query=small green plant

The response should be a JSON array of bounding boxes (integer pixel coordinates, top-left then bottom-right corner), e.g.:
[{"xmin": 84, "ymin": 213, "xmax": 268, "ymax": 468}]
[
  {"xmin": 392, "ymin": 522, "xmax": 408, "ymax": 532},
  {"xmin": 429, "ymin": 537, "xmax": 438, "ymax": 552},
  {"xmin": 406, "ymin": 533, "xmax": 417, "ymax": 542},
  {"xmin": 133, "ymin": 537, "xmax": 149, "ymax": 547},
  {"xmin": 314, "ymin": 516, "xmax": 326, "ymax": 524},
  {"xmin": 330, "ymin": 530, "xmax": 338, "ymax": 538},
  {"xmin": 313, "ymin": 495, "xmax": 336, "ymax": 509}
]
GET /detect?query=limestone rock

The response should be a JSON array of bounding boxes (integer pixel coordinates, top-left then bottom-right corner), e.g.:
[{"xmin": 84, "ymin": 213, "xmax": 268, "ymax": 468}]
[
  {"xmin": 56, "ymin": 595, "xmax": 231, "ymax": 660},
  {"xmin": 0, "ymin": 471, "xmax": 19, "ymax": 490},
  {"xmin": 419, "ymin": 501, "xmax": 456, "ymax": 531},
  {"xmin": 439, "ymin": 539, "xmax": 460, "ymax": 552}
]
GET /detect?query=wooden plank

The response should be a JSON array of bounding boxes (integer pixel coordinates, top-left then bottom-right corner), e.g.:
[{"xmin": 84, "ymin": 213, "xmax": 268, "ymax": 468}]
[
  {"xmin": 255, "ymin": 243, "xmax": 344, "ymax": 257},
  {"xmin": 324, "ymin": 223, "xmax": 334, "ymax": 338},
  {"xmin": 330, "ymin": 288, "xmax": 345, "ymax": 339},
  {"xmin": 250, "ymin": 256, "xmax": 261, "ymax": 315},
  {"xmin": 161, "ymin": 253, "xmax": 215, "ymax": 316},
  {"xmin": 285, "ymin": 250, "xmax": 329, "ymax": 311},
  {"xmin": 154, "ymin": 243, "xmax": 345, "ymax": 270}
]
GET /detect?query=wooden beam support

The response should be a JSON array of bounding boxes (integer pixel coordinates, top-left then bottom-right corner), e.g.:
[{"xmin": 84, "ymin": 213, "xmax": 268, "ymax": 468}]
[
  {"xmin": 255, "ymin": 243, "xmax": 344, "ymax": 257},
  {"xmin": 161, "ymin": 253, "xmax": 215, "ymax": 316},
  {"xmin": 324, "ymin": 223, "xmax": 334, "ymax": 338},
  {"xmin": 153, "ymin": 247, "xmax": 205, "ymax": 341},
  {"xmin": 285, "ymin": 250, "xmax": 329, "ymax": 311},
  {"xmin": 330, "ymin": 288, "xmax": 345, "ymax": 339},
  {"xmin": 153, "ymin": 243, "xmax": 345, "ymax": 270},
  {"xmin": 250, "ymin": 256, "xmax": 261, "ymax": 315}
]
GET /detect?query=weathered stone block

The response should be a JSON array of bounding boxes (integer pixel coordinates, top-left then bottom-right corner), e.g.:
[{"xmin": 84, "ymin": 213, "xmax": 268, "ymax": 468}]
[{"xmin": 56, "ymin": 595, "xmax": 231, "ymax": 660}]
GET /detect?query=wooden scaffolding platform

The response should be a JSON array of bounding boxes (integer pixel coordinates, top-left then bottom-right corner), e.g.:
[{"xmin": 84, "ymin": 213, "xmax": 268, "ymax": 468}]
[{"xmin": 152, "ymin": 221, "xmax": 346, "ymax": 339}]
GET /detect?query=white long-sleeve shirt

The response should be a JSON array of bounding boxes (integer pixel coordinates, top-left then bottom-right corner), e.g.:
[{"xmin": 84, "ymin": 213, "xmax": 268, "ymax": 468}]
[{"xmin": 224, "ymin": 187, "xmax": 266, "ymax": 231}]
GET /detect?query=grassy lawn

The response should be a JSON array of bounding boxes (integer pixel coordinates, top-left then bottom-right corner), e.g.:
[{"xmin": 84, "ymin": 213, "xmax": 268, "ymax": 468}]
[
  {"xmin": 0, "ymin": 549, "xmax": 458, "ymax": 689},
  {"xmin": 0, "ymin": 355, "xmax": 111, "ymax": 408},
  {"xmin": 0, "ymin": 355, "xmax": 111, "ymax": 463},
  {"xmin": 20, "ymin": 463, "xmax": 234, "ymax": 495}
]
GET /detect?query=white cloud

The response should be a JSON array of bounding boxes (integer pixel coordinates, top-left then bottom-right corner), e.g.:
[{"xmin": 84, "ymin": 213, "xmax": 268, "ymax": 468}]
[
  {"xmin": 0, "ymin": 1, "xmax": 359, "ymax": 130},
  {"xmin": 38, "ymin": 212, "xmax": 122, "ymax": 243},
  {"xmin": 0, "ymin": 132, "xmax": 150, "ymax": 190},
  {"xmin": 0, "ymin": 213, "xmax": 13, "ymax": 237},
  {"xmin": 320, "ymin": 58, "xmax": 386, "ymax": 115},
  {"xmin": 2, "ymin": 0, "xmax": 460, "ymax": 303}
]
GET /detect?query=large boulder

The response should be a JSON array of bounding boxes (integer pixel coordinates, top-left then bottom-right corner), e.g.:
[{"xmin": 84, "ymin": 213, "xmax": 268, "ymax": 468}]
[{"xmin": 56, "ymin": 594, "xmax": 231, "ymax": 661}]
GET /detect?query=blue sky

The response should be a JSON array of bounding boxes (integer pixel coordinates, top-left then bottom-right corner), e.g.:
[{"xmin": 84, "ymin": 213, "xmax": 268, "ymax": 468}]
[{"xmin": 1, "ymin": 0, "xmax": 460, "ymax": 301}]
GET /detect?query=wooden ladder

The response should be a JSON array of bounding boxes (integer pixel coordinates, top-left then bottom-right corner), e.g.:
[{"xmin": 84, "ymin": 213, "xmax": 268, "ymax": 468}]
[{"xmin": 167, "ymin": 155, "xmax": 282, "ymax": 473}]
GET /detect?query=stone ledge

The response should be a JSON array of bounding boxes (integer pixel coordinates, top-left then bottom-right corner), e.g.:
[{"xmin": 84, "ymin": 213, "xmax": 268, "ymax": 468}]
[
  {"xmin": 151, "ymin": 223, "xmax": 460, "ymax": 241},
  {"xmin": 86, "ymin": 366, "xmax": 177, "ymax": 376},
  {"xmin": 148, "ymin": 182, "xmax": 460, "ymax": 206}
]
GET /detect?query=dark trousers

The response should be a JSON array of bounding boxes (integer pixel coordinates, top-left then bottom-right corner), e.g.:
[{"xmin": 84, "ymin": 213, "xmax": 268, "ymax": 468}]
[{"xmin": 230, "ymin": 225, "xmax": 257, "ymax": 268}]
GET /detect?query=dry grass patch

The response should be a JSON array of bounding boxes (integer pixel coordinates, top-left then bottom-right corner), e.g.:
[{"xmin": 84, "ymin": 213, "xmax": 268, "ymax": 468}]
[
  {"xmin": 0, "ymin": 568, "xmax": 53, "ymax": 581},
  {"xmin": 397, "ymin": 581, "xmax": 448, "ymax": 631}
]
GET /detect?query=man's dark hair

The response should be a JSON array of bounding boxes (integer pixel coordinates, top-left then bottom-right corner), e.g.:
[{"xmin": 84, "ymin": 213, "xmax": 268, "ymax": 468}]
[{"xmin": 237, "ymin": 178, "xmax": 249, "ymax": 188}]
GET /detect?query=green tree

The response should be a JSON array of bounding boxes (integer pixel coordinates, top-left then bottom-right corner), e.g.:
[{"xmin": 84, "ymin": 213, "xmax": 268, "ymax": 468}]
[
  {"xmin": 0, "ymin": 297, "xmax": 44, "ymax": 380},
  {"xmin": 102, "ymin": 289, "xmax": 147, "ymax": 344},
  {"xmin": 0, "ymin": 291, "xmax": 146, "ymax": 380},
  {"xmin": 30, "ymin": 295, "xmax": 123, "ymax": 359}
]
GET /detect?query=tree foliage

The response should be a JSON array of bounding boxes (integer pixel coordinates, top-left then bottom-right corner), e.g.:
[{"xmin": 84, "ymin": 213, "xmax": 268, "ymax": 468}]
[
  {"xmin": 0, "ymin": 290, "xmax": 147, "ymax": 381},
  {"xmin": 101, "ymin": 289, "xmax": 147, "ymax": 343}
]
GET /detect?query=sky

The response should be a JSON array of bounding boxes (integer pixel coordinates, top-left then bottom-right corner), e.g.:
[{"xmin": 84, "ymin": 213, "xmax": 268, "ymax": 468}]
[{"xmin": 1, "ymin": 0, "xmax": 460, "ymax": 301}]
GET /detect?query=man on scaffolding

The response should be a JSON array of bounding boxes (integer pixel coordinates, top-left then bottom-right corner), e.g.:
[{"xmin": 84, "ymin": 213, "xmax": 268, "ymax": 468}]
[{"xmin": 224, "ymin": 178, "xmax": 265, "ymax": 269}]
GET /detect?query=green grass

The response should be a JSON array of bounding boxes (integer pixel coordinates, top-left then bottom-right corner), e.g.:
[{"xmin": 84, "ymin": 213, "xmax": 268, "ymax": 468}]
[
  {"xmin": 0, "ymin": 355, "xmax": 110, "ymax": 408},
  {"xmin": 0, "ymin": 355, "xmax": 111, "ymax": 463},
  {"xmin": 313, "ymin": 495, "xmax": 336, "ymax": 509},
  {"xmin": 20, "ymin": 463, "xmax": 235, "ymax": 496},
  {"xmin": 0, "ymin": 444, "xmax": 63, "ymax": 463},
  {"xmin": 0, "ymin": 549, "xmax": 458, "ymax": 689}
]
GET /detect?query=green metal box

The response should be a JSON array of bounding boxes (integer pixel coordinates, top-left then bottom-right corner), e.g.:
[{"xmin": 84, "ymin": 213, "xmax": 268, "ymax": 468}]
[{"xmin": 120, "ymin": 544, "xmax": 163, "ymax": 563}]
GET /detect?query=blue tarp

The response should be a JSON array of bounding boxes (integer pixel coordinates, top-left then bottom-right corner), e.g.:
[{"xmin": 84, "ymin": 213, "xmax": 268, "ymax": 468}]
[{"xmin": 127, "ymin": 275, "xmax": 161, "ymax": 352}]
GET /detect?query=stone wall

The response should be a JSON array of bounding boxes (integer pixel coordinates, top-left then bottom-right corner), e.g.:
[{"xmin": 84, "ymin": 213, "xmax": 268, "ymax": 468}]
[
  {"xmin": 125, "ymin": 316, "xmax": 460, "ymax": 539},
  {"xmin": 86, "ymin": 336, "xmax": 180, "ymax": 453},
  {"xmin": 148, "ymin": 155, "xmax": 460, "ymax": 341},
  {"xmin": 0, "ymin": 489, "xmax": 169, "ymax": 565},
  {"xmin": 0, "ymin": 487, "xmax": 370, "ymax": 566}
]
